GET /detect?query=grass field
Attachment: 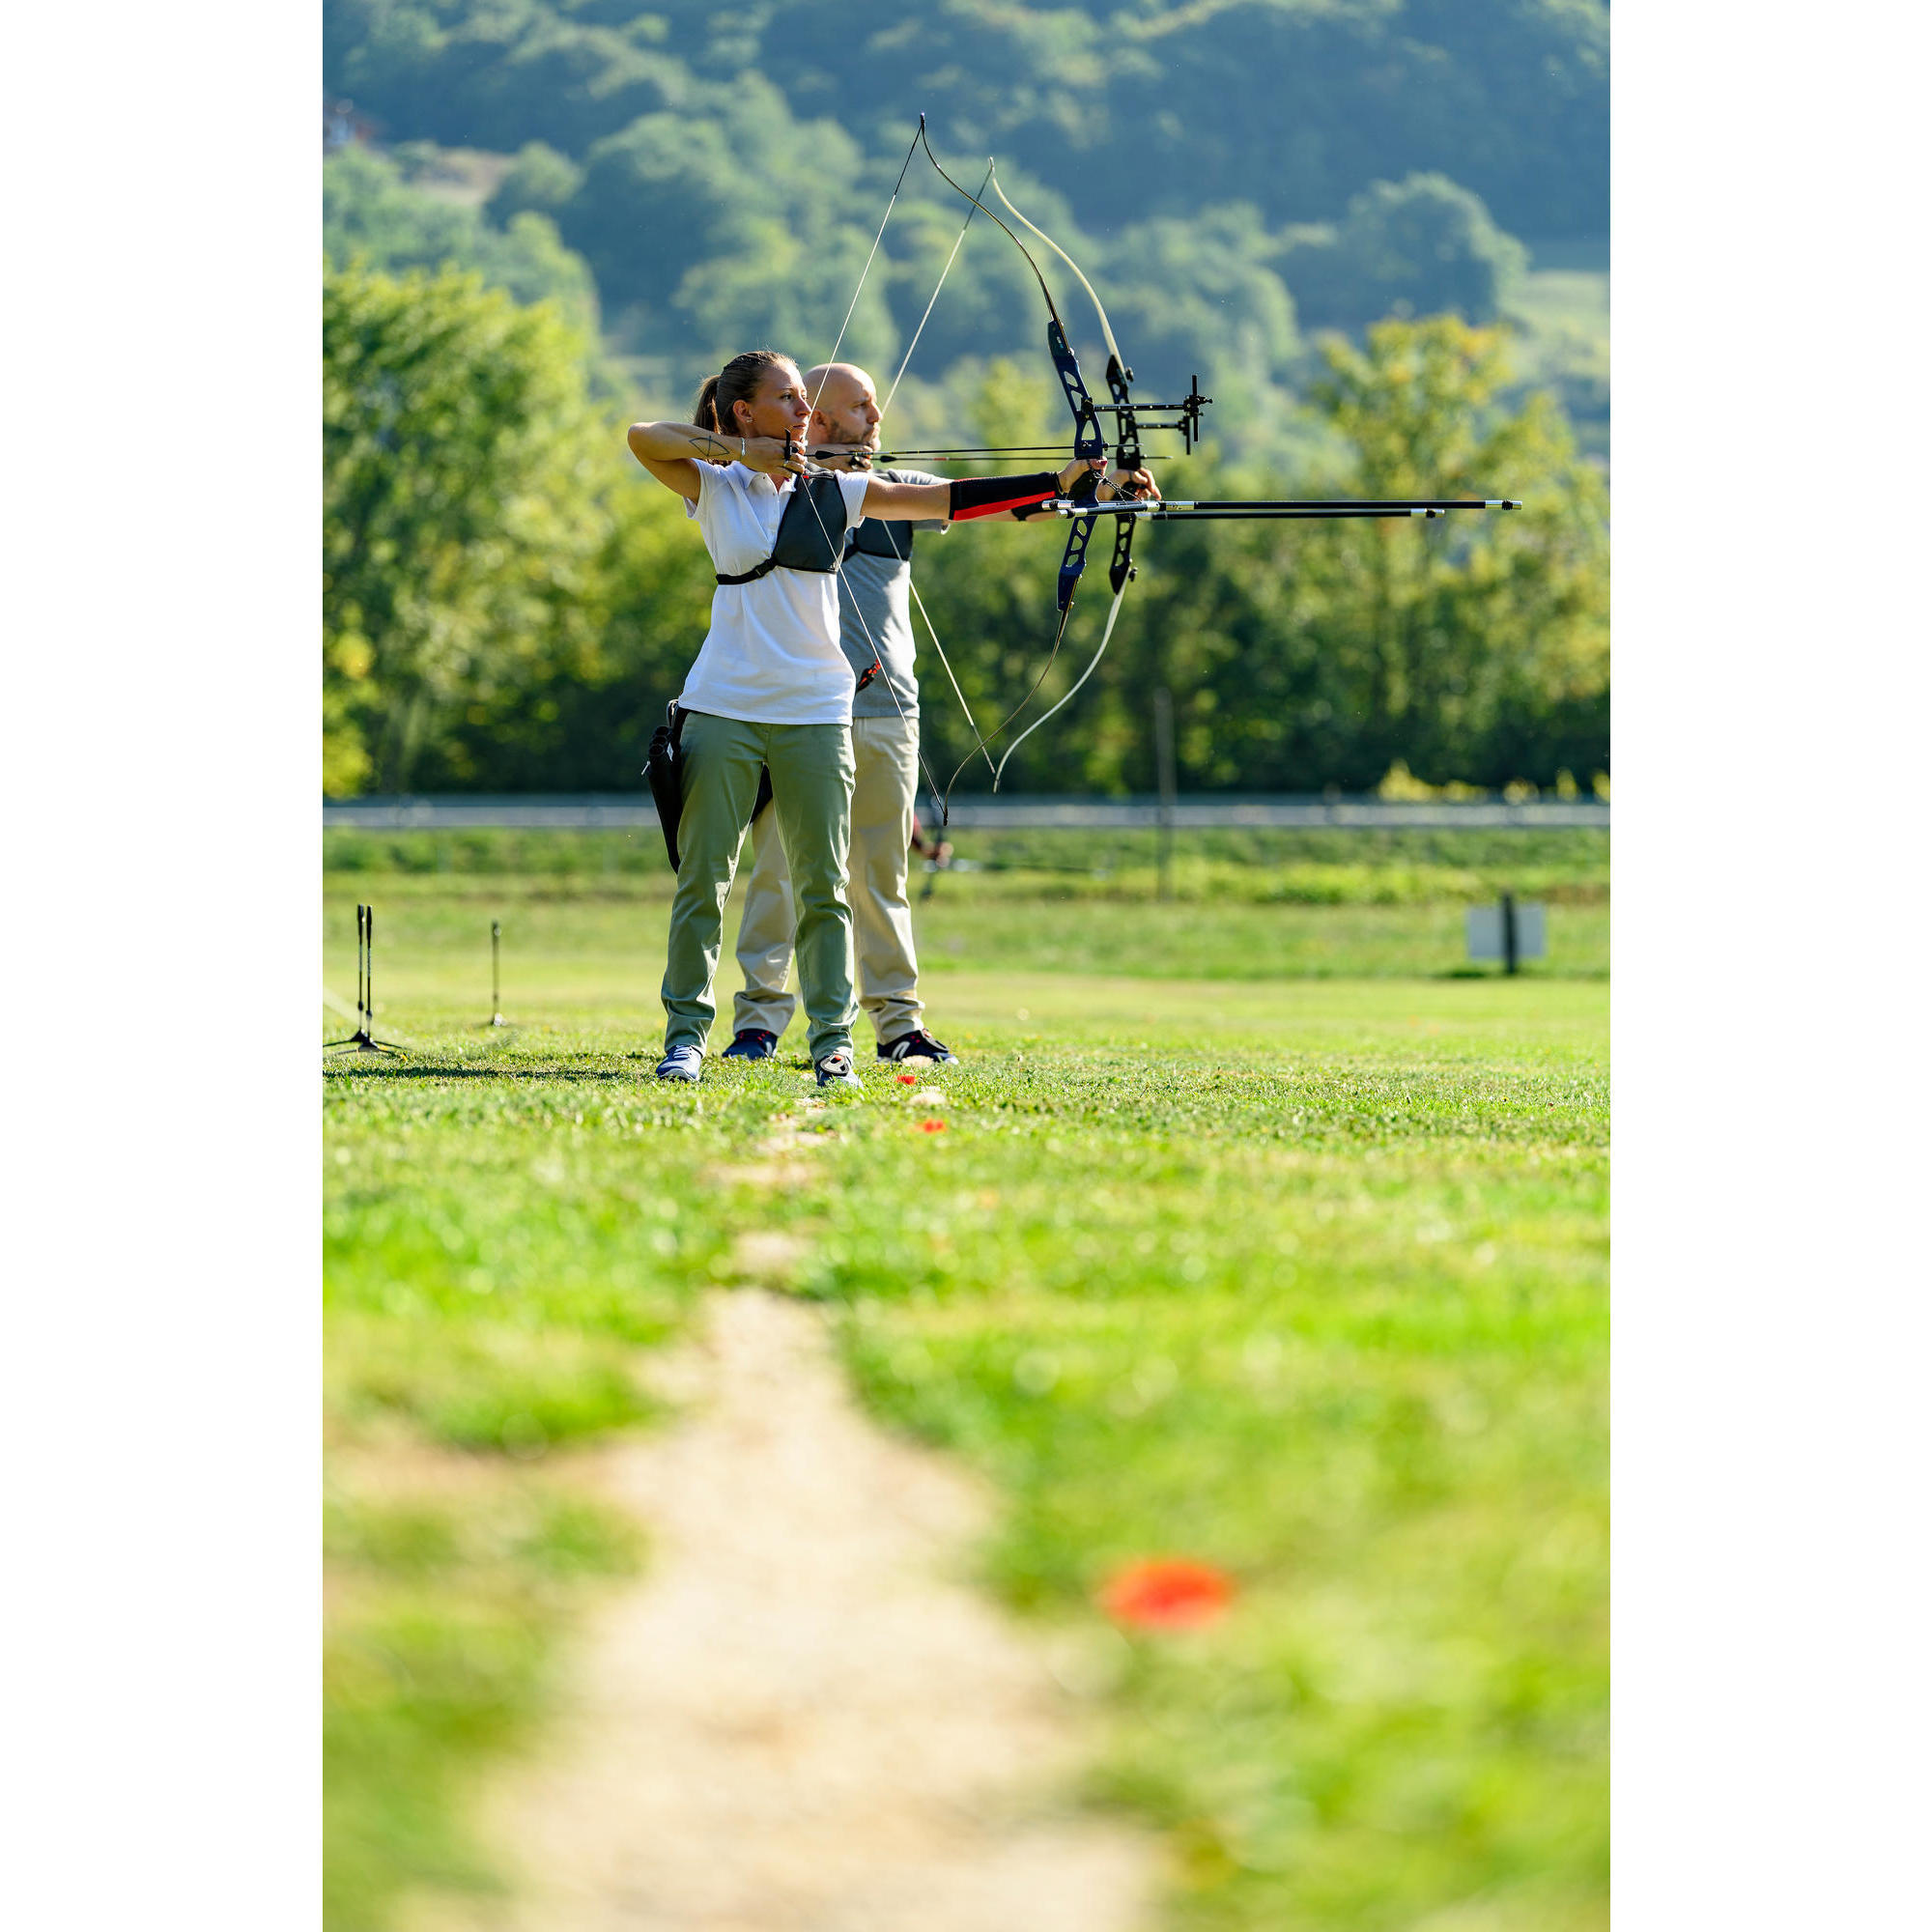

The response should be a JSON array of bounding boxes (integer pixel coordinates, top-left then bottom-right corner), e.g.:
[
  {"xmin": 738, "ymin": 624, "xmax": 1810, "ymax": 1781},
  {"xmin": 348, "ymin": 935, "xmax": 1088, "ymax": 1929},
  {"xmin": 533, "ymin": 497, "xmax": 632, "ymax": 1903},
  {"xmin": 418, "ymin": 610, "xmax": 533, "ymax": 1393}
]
[{"xmin": 325, "ymin": 843, "xmax": 1607, "ymax": 1931}]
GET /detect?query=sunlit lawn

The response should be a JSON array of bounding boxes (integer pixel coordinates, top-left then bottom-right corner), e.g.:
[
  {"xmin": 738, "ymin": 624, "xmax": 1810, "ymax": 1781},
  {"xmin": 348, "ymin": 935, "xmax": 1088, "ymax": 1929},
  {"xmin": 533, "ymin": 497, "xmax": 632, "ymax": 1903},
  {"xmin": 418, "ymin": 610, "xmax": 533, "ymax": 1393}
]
[{"xmin": 324, "ymin": 864, "xmax": 1607, "ymax": 1932}]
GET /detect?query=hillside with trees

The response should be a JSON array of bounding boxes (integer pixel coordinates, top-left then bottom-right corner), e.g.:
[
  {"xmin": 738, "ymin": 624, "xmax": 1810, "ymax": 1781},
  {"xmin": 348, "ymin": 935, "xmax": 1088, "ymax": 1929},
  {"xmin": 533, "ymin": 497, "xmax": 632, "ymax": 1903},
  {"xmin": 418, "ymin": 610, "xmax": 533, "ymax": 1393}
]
[{"xmin": 323, "ymin": 1, "xmax": 1608, "ymax": 796}]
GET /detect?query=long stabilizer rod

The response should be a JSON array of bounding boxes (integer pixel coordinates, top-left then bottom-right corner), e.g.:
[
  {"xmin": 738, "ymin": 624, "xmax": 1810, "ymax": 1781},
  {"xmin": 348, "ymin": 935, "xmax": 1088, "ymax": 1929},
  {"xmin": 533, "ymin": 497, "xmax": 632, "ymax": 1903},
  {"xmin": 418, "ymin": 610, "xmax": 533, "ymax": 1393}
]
[
  {"xmin": 1063, "ymin": 504, "xmax": 1452, "ymax": 521},
  {"xmin": 1053, "ymin": 497, "xmax": 1520, "ymax": 519}
]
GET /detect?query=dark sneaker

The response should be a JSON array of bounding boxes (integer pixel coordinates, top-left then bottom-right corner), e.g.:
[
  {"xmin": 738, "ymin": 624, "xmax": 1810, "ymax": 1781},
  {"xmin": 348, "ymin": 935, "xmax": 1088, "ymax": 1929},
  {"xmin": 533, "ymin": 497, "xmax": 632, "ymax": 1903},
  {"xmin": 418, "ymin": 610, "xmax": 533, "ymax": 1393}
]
[
  {"xmin": 655, "ymin": 1044, "xmax": 703, "ymax": 1083},
  {"xmin": 878, "ymin": 1027, "xmax": 958, "ymax": 1065},
  {"xmin": 723, "ymin": 1028, "xmax": 780, "ymax": 1061},
  {"xmin": 814, "ymin": 1047, "xmax": 863, "ymax": 1091}
]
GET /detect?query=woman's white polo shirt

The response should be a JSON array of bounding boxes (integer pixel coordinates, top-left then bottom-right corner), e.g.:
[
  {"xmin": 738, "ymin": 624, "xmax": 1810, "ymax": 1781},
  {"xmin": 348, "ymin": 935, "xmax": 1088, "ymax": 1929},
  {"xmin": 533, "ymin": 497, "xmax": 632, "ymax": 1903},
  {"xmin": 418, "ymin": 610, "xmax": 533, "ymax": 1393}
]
[{"xmin": 678, "ymin": 462, "xmax": 873, "ymax": 725}]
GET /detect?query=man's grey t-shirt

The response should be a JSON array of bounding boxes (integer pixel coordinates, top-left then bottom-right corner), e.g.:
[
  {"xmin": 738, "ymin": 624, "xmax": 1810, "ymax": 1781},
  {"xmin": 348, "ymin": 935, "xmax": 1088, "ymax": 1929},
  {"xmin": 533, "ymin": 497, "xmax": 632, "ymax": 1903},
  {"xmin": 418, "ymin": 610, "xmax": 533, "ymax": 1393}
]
[{"xmin": 837, "ymin": 467, "xmax": 949, "ymax": 720}]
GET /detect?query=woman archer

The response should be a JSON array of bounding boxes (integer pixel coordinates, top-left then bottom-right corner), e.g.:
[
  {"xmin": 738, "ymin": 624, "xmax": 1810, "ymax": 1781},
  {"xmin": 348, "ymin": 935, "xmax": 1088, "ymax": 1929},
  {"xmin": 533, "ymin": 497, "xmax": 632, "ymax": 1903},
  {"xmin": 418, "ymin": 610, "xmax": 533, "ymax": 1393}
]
[{"xmin": 626, "ymin": 347, "xmax": 1150, "ymax": 1089}]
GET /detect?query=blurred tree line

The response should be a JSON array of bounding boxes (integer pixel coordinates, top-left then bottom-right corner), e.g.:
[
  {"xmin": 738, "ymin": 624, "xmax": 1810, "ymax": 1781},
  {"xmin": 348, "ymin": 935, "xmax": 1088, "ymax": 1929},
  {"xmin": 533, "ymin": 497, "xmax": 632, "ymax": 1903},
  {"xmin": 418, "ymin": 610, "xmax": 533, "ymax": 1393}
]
[
  {"xmin": 325, "ymin": 137, "xmax": 1534, "ymax": 457},
  {"xmin": 323, "ymin": 0, "xmax": 1606, "ymax": 237},
  {"xmin": 325, "ymin": 264, "xmax": 1605, "ymax": 797},
  {"xmin": 322, "ymin": 2, "xmax": 1605, "ymax": 796},
  {"xmin": 322, "ymin": 0, "xmax": 1599, "ymax": 417}
]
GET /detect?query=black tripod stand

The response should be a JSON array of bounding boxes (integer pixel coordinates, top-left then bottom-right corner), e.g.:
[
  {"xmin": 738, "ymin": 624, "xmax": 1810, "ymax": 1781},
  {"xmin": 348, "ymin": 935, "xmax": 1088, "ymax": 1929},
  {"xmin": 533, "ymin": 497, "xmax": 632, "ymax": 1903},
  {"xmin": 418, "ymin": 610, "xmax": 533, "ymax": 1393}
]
[{"xmin": 326, "ymin": 903, "xmax": 406, "ymax": 1056}]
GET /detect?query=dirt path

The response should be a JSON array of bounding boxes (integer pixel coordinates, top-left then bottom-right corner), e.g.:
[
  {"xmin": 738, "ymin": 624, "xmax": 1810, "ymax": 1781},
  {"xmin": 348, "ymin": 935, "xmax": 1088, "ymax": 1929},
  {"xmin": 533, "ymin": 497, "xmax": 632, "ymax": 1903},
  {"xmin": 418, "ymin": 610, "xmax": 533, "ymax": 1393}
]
[{"xmin": 401, "ymin": 1283, "xmax": 1157, "ymax": 1932}]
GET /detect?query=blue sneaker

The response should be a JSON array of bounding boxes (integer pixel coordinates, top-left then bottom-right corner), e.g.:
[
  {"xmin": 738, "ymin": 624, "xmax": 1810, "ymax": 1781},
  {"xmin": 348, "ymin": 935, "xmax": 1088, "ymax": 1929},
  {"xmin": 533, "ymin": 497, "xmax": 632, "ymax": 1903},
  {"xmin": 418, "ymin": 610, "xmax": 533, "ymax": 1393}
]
[
  {"xmin": 814, "ymin": 1047, "xmax": 863, "ymax": 1091},
  {"xmin": 878, "ymin": 1027, "xmax": 958, "ymax": 1065},
  {"xmin": 655, "ymin": 1044, "xmax": 703, "ymax": 1083},
  {"xmin": 723, "ymin": 1028, "xmax": 780, "ymax": 1061}
]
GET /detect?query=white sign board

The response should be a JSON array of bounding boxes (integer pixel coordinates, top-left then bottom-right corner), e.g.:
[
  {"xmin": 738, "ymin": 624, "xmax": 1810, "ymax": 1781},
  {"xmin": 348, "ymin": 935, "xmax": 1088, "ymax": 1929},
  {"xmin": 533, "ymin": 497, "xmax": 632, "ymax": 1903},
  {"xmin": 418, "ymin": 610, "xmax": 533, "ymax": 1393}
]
[{"xmin": 1466, "ymin": 901, "xmax": 1547, "ymax": 961}]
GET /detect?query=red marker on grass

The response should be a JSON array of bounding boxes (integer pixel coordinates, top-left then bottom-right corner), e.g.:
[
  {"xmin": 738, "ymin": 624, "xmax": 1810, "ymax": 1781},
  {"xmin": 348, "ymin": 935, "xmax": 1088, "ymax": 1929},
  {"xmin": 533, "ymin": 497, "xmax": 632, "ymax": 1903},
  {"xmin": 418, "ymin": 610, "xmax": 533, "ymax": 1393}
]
[{"xmin": 1098, "ymin": 1558, "xmax": 1235, "ymax": 1631}]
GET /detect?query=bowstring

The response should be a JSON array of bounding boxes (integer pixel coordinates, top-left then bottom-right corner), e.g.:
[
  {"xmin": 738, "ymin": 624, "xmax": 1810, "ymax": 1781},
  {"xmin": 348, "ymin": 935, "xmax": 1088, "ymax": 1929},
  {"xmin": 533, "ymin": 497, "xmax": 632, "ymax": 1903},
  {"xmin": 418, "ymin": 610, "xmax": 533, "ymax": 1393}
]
[
  {"xmin": 910, "ymin": 578, "xmax": 994, "ymax": 779},
  {"xmin": 915, "ymin": 122, "xmax": 1068, "ymax": 334},
  {"xmin": 993, "ymin": 572, "xmax": 1129, "ymax": 792},
  {"xmin": 856, "ymin": 156, "xmax": 998, "ymax": 783},
  {"xmin": 787, "ymin": 446, "xmax": 952, "ymax": 826},
  {"xmin": 817, "ymin": 122, "xmax": 924, "ymax": 393},
  {"xmin": 812, "ymin": 124, "xmax": 1002, "ymax": 811},
  {"xmin": 876, "ymin": 160, "xmax": 992, "ymax": 426}
]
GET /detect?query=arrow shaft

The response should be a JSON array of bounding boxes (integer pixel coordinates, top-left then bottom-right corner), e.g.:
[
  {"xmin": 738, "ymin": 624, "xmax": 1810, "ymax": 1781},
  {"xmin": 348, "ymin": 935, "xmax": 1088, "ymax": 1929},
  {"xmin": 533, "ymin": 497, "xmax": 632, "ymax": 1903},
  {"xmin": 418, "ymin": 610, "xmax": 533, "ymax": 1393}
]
[
  {"xmin": 1151, "ymin": 507, "xmax": 1444, "ymax": 520},
  {"xmin": 875, "ymin": 446, "xmax": 1179, "ymax": 461}
]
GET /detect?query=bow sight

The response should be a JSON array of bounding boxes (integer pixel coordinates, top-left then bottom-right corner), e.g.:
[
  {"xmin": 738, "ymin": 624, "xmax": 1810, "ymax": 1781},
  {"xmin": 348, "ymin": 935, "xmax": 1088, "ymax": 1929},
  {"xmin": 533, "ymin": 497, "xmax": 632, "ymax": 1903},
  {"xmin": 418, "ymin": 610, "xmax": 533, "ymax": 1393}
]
[{"xmin": 1094, "ymin": 372, "xmax": 1212, "ymax": 456}]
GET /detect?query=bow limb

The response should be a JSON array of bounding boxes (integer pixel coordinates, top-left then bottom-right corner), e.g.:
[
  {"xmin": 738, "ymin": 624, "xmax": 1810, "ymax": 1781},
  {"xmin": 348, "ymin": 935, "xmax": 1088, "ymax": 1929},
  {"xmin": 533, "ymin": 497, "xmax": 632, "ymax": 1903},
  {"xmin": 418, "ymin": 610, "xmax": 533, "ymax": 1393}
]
[
  {"xmin": 916, "ymin": 121, "xmax": 1114, "ymax": 816},
  {"xmin": 937, "ymin": 459, "xmax": 1107, "ymax": 811},
  {"xmin": 917, "ymin": 126, "xmax": 1064, "ymax": 335},
  {"xmin": 988, "ymin": 172, "xmax": 1126, "ymax": 377},
  {"xmin": 991, "ymin": 566, "xmax": 1129, "ymax": 792},
  {"xmin": 984, "ymin": 171, "xmax": 1148, "ymax": 771},
  {"xmin": 915, "ymin": 126, "xmax": 1105, "ymax": 464}
]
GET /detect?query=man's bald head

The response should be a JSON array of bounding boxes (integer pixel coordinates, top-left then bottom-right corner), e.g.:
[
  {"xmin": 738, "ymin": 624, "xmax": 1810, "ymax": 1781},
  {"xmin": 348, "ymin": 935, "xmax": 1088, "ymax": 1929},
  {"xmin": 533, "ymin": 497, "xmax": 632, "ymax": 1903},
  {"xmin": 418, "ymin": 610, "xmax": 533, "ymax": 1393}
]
[
  {"xmin": 803, "ymin": 362, "xmax": 874, "ymax": 412},
  {"xmin": 804, "ymin": 362, "xmax": 882, "ymax": 462}
]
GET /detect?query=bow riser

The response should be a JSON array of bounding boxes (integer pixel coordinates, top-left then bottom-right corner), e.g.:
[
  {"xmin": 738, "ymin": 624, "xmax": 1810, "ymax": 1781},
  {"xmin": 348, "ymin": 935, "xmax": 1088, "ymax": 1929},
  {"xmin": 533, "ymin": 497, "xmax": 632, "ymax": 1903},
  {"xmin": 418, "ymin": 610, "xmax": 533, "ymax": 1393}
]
[
  {"xmin": 1050, "ymin": 320, "xmax": 1107, "ymax": 465},
  {"xmin": 1059, "ymin": 508, "xmax": 1099, "ymax": 613},
  {"xmin": 1105, "ymin": 354, "xmax": 1142, "ymax": 473},
  {"xmin": 1107, "ymin": 514, "xmax": 1138, "ymax": 597}
]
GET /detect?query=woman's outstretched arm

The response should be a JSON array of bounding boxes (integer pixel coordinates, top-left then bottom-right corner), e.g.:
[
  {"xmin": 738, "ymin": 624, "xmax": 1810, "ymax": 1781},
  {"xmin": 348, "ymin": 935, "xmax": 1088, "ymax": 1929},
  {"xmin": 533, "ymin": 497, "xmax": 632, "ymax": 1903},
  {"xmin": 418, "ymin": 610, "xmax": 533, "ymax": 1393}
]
[{"xmin": 625, "ymin": 422, "xmax": 808, "ymax": 501}]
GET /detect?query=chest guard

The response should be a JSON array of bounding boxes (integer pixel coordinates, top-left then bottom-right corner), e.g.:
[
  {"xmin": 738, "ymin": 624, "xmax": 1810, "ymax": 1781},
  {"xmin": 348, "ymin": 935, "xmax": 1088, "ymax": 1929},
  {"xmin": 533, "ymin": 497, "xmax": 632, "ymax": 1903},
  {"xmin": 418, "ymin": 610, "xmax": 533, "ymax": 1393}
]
[
  {"xmin": 844, "ymin": 517, "xmax": 913, "ymax": 563},
  {"xmin": 715, "ymin": 472, "xmax": 853, "ymax": 585}
]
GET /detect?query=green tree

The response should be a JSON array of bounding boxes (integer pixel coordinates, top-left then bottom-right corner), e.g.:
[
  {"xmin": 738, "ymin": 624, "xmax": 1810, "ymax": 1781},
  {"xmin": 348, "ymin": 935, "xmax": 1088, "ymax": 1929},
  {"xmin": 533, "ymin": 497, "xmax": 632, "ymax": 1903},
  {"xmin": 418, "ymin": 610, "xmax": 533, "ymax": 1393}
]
[
  {"xmin": 324, "ymin": 264, "xmax": 612, "ymax": 792},
  {"xmin": 1139, "ymin": 318, "xmax": 1606, "ymax": 794},
  {"xmin": 325, "ymin": 144, "xmax": 600, "ymax": 334},
  {"xmin": 437, "ymin": 470, "xmax": 721, "ymax": 791},
  {"xmin": 561, "ymin": 81, "xmax": 895, "ymax": 380},
  {"xmin": 487, "ymin": 140, "xmax": 583, "ymax": 223},
  {"xmin": 1302, "ymin": 315, "xmax": 1605, "ymax": 783},
  {"xmin": 1280, "ymin": 175, "xmax": 1529, "ymax": 332},
  {"xmin": 323, "ymin": 0, "xmax": 686, "ymax": 155}
]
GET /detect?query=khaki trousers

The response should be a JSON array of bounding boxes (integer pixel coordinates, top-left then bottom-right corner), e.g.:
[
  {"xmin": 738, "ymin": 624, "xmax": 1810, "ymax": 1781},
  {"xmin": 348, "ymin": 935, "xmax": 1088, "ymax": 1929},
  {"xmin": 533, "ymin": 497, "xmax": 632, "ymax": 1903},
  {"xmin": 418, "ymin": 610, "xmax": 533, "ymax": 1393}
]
[
  {"xmin": 663, "ymin": 712, "xmax": 856, "ymax": 1064},
  {"xmin": 733, "ymin": 713, "xmax": 923, "ymax": 1046}
]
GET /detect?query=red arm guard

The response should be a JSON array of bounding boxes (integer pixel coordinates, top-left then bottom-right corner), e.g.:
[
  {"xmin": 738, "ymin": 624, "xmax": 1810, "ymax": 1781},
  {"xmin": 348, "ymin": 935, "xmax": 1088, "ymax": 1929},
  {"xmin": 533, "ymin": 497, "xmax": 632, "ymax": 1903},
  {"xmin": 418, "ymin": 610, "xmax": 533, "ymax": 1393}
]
[{"xmin": 948, "ymin": 470, "xmax": 1063, "ymax": 522}]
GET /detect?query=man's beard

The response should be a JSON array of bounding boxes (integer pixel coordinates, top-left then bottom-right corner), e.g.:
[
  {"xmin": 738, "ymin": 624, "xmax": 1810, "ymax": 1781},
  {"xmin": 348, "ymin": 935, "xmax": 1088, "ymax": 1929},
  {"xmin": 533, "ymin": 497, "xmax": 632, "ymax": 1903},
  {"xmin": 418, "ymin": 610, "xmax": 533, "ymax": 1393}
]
[{"xmin": 817, "ymin": 421, "xmax": 879, "ymax": 469}]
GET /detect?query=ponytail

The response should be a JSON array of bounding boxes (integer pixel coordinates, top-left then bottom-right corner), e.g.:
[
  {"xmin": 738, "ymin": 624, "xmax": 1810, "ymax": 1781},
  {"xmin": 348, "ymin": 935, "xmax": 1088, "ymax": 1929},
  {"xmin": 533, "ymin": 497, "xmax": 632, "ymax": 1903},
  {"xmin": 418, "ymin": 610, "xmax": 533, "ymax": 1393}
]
[{"xmin": 693, "ymin": 349, "xmax": 792, "ymax": 446}]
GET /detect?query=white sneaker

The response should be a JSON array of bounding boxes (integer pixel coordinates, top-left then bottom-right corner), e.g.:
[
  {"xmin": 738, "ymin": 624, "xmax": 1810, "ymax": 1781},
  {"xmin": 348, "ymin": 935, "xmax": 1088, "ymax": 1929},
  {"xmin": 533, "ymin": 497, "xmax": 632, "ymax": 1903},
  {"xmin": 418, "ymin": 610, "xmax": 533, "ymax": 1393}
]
[
  {"xmin": 814, "ymin": 1047, "xmax": 863, "ymax": 1091},
  {"xmin": 656, "ymin": 1044, "xmax": 703, "ymax": 1083}
]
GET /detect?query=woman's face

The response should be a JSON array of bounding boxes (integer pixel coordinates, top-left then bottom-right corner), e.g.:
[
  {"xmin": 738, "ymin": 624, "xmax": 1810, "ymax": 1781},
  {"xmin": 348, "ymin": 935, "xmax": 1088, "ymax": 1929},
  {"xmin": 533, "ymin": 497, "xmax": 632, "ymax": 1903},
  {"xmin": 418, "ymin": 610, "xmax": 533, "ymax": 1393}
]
[{"xmin": 732, "ymin": 361, "xmax": 810, "ymax": 441}]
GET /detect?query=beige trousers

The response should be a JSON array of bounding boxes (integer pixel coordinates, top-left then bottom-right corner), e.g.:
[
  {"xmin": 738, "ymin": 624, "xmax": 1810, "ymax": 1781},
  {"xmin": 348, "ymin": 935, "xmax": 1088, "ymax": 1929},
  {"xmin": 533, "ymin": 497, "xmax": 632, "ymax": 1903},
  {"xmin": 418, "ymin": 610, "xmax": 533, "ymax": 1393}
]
[{"xmin": 733, "ymin": 713, "xmax": 923, "ymax": 1045}]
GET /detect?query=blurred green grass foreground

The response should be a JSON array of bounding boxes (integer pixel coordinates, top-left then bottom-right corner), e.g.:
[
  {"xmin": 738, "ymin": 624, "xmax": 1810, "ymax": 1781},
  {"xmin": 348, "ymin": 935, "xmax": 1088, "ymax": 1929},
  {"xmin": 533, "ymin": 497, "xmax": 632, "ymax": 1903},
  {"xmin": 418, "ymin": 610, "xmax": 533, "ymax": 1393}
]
[{"xmin": 323, "ymin": 826, "xmax": 1607, "ymax": 1931}]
